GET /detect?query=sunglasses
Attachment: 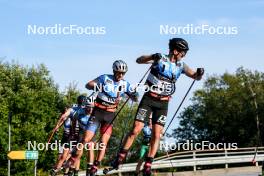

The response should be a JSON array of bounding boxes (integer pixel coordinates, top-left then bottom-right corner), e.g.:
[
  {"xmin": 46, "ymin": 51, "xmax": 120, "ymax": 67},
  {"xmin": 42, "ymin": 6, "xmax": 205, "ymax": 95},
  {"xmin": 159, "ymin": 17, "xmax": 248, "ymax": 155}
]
[{"xmin": 115, "ymin": 71, "xmax": 126, "ymax": 75}]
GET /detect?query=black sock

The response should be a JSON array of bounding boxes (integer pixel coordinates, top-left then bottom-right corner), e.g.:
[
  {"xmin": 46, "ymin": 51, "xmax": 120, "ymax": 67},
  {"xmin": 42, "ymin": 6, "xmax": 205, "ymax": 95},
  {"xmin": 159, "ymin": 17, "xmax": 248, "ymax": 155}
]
[
  {"xmin": 145, "ymin": 156, "xmax": 154, "ymax": 163},
  {"xmin": 119, "ymin": 148, "xmax": 128, "ymax": 154}
]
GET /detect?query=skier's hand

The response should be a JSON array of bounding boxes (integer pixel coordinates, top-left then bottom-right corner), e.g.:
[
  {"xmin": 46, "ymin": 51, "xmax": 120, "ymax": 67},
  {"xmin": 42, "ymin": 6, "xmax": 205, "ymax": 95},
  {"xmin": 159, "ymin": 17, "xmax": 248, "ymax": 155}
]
[
  {"xmin": 196, "ymin": 68, "xmax": 204, "ymax": 80},
  {"xmin": 130, "ymin": 91, "xmax": 139, "ymax": 102},
  {"xmin": 151, "ymin": 53, "xmax": 162, "ymax": 62},
  {"xmin": 197, "ymin": 68, "xmax": 204, "ymax": 76}
]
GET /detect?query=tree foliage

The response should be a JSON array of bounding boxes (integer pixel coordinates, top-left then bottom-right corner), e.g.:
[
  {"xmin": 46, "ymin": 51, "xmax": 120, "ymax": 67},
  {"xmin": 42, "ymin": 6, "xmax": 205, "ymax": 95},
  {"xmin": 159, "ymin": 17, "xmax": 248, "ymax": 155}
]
[
  {"xmin": 171, "ymin": 67, "xmax": 264, "ymax": 148},
  {"xmin": 0, "ymin": 61, "xmax": 79, "ymax": 175}
]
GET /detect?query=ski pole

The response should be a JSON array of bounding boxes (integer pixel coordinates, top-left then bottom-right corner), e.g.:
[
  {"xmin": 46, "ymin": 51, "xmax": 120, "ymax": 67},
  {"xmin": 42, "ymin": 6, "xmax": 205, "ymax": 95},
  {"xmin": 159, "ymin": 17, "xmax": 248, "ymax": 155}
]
[
  {"xmin": 160, "ymin": 79, "xmax": 196, "ymax": 175},
  {"xmin": 120, "ymin": 101, "xmax": 134, "ymax": 145},
  {"xmin": 164, "ymin": 79, "xmax": 196, "ymax": 135},
  {"xmin": 47, "ymin": 114, "xmax": 67, "ymax": 143}
]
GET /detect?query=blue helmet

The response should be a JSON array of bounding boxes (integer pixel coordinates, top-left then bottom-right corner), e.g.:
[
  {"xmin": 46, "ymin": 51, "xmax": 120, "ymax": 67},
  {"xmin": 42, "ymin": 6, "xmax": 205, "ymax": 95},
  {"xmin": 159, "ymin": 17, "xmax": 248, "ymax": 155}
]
[{"xmin": 143, "ymin": 126, "xmax": 152, "ymax": 137}]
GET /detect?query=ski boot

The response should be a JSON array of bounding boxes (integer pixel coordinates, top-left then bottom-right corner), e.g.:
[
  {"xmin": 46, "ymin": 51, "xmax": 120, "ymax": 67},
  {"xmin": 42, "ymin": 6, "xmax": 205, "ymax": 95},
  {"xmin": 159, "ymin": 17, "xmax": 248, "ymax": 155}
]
[
  {"xmin": 89, "ymin": 161, "xmax": 100, "ymax": 176},
  {"xmin": 111, "ymin": 149, "xmax": 128, "ymax": 169},
  {"xmin": 86, "ymin": 163, "xmax": 92, "ymax": 176},
  {"xmin": 50, "ymin": 168, "xmax": 59, "ymax": 176},
  {"xmin": 142, "ymin": 157, "xmax": 153, "ymax": 176},
  {"xmin": 64, "ymin": 156, "xmax": 76, "ymax": 170},
  {"xmin": 103, "ymin": 149, "xmax": 128, "ymax": 175},
  {"xmin": 73, "ymin": 170, "xmax": 79, "ymax": 176},
  {"xmin": 67, "ymin": 168, "xmax": 75, "ymax": 176}
]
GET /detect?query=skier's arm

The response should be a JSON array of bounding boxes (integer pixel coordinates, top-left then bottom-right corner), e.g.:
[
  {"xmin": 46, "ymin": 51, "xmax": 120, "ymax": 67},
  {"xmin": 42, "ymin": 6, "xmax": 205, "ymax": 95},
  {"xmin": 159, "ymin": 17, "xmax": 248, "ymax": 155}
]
[
  {"xmin": 86, "ymin": 75, "xmax": 103, "ymax": 91},
  {"xmin": 184, "ymin": 64, "xmax": 204, "ymax": 80},
  {"xmin": 85, "ymin": 79, "xmax": 97, "ymax": 90},
  {"xmin": 56, "ymin": 108, "xmax": 71, "ymax": 129},
  {"xmin": 136, "ymin": 53, "xmax": 161, "ymax": 64}
]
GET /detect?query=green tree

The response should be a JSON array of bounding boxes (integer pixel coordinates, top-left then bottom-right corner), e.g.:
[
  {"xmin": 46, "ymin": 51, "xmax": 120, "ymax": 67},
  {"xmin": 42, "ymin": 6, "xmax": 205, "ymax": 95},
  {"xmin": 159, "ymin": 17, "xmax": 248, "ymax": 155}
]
[
  {"xmin": 0, "ymin": 61, "xmax": 79, "ymax": 175},
  {"xmin": 62, "ymin": 81, "xmax": 82, "ymax": 107},
  {"xmin": 170, "ymin": 67, "xmax": 264, "ymax": 148}
]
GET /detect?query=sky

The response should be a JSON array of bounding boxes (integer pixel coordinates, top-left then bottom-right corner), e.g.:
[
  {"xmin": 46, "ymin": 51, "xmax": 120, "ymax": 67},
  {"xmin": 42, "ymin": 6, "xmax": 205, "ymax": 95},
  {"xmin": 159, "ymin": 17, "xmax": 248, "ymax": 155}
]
[{"xmin": 0, "ymin": 0, "xmax": 264, "ymax": 137}]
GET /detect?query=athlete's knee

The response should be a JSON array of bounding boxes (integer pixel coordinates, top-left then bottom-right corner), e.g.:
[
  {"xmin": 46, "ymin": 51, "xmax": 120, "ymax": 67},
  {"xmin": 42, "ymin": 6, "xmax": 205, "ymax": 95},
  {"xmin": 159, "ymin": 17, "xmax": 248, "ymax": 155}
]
[
  {"xmin": 83, "ymin": 133, "xmax": 93, "ymax": 144},
  {"xmin": 83, "ymin": 137, "xmax": 90, "ymax": 144},
  {"xmin": 132, "ymin": 121, "xmax": 144, "ymax": 135}
]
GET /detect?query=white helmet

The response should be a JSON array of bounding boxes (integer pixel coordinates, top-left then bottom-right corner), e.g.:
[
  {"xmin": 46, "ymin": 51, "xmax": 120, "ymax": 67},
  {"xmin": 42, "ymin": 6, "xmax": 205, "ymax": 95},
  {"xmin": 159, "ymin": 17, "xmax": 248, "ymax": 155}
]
[{"xmin": 112, "ymin": 60, "xmax": 128, "ymax": 72}]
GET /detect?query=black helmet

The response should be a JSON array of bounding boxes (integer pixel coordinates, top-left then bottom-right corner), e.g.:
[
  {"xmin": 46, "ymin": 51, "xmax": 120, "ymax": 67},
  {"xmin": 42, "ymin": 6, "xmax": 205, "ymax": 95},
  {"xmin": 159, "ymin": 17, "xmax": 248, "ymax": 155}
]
[
  {"xmin": 86, "ymin": 94, "xmax": 95, "ymax": 108},
  {"xmin": 169, "ymin": 38, "xmax": 189, "ymax": 52},
  {"xmin": 77, "ymin": 95, "xmax": 87, "ymax": 106},
  {"xmin": 112, "ymin": 60, "xmax": 128, "ymax": 72}
]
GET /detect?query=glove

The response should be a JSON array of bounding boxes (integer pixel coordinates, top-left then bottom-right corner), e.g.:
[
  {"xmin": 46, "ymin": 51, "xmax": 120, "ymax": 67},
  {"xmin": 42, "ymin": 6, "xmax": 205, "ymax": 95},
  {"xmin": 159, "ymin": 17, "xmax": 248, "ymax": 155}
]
[
  {"xmin": 152, "ymin": 53, "xmax": 162, "ymax": 61},
  {"xmin": 196, "ymin": 68, "xmax": 204, "ymax": 77},
  {"xmin": 130, "ymin": 91, "xmax": 139, "ymax": 102}
]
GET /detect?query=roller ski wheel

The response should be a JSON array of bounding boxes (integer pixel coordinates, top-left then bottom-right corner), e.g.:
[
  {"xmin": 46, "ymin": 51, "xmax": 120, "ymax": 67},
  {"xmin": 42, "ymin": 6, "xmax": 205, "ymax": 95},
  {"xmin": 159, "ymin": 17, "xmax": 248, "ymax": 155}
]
[
  {"xmin": 103, "ymin": 167, "xmax": 116, "ymax": 175},
  {"xmin": 89, "ymin": 172, "xmax": 96, "ymax": 176},
  {"xmin": 143, "ymin": 169, "xmax": 152, "ymax": 176},
  {"xmin": 67, "ymin": 171, "xmax": 74, "ymax": 176}
]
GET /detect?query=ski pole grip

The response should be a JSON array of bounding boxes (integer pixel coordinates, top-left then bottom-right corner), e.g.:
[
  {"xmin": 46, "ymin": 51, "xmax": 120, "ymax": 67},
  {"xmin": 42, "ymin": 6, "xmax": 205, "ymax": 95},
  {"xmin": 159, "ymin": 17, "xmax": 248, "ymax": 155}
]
[{"xmin": 196, "ymin": 68, "xmax": 204, "ymax": 77}]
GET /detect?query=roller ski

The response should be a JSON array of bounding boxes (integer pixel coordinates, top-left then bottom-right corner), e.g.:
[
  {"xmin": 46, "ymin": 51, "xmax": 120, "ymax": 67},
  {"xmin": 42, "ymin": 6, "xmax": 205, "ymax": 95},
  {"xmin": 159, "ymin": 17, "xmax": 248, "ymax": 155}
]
[
  {"xmin": 50, "ymin": 168, "xmax": 59, "ymax": 176},
  {"xmin": 103, "ymin": 167, "xmax": 116, "ymax": 175},
  {"xmin": 86, "ymin": 163, "xmax": 92, "ymax": 176},
  {"xmin": 88, "ymin": 161, "xmax": 101, "ymax": 176},
  {"xmin": 102, "ymin": 160, "xmax": 119, "ymax": 175},
  {"xmin": 103, "ymin": 150, "xmax": 127, "ymax": 175},
  {"xmin": 89, "ymin": 166, "xmax": 98, "ymax": 176},
  {"xmin": 64, "ymin": 167, "xmax": 79, "ymax": 176}
]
